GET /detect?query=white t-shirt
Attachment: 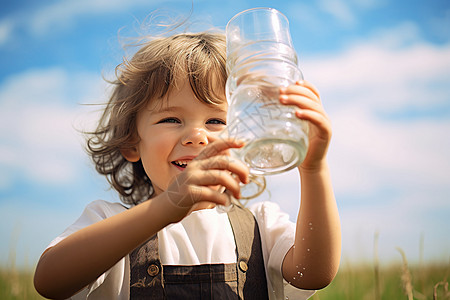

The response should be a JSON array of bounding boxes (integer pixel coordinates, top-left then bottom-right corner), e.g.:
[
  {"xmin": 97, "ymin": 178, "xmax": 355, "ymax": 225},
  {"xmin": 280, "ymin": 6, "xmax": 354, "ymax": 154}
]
[{"xmin": 47, "ymin": 200, "xmax": 315, "ymax": 300}]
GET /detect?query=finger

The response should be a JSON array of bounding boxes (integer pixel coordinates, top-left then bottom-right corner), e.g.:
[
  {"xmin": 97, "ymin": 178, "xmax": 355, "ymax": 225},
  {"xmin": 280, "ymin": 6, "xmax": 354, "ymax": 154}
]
[
  {"xmin": 280, "ymin": 82, "xmax": 320, "ymax": 104},
  {"xmin": 196, "ymin": 138, "xmax": 245, "ymax": 161},
  {"xmin": 279, "ymin": 93, "xmax": 324, "ymax": 114},
  {"xmin": 176, "ymin": 186, "xmax": 232, "ymax": 207},
  {"xmin": 296, "ymin": 80, "xmax": 321, "ymax": 100},
  {"xmin": 192, "ymin": 170, "xmax": 242, "ymax": 199},
  {"xmin": 295, "ymin": 109, "xmax": 331, "ymax": 137},
  {"xmin": 196, "ymin": 156, "xmax": 249, "ymax": 184},
  {"xmin": 192, "ymin": 188, "xmax": 231, "ymax": 206},
  {"xmin": 167, "ymin": 172, "xmax": 238, "ymax": 207}
]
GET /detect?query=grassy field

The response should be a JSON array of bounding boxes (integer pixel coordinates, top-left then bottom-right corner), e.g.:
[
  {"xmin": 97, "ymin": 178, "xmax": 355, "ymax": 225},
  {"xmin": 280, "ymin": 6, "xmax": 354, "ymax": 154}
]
[
  {"xmin": 1, "ymin": 262, "xmax": 449, "ymax": 299},
  {"xmin": 0, "ymin": 267, "xmax": 44, "ymax": 300},
  {"xmin": 311, "ymin": 262, "xmax": 449, "ymax": 300}
]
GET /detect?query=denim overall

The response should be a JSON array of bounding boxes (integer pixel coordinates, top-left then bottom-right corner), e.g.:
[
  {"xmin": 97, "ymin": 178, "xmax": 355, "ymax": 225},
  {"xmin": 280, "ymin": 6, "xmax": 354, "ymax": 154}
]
[{"xmin": 129, "ymin": 203, "xmax": 269, "ymax": 299}]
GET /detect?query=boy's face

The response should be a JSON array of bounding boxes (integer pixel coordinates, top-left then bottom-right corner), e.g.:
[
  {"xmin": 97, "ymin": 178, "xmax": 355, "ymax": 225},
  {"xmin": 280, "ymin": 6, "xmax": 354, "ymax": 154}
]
[{"xmin": 124, "ymin": 79, "xmax": 228, "ymax": 196}]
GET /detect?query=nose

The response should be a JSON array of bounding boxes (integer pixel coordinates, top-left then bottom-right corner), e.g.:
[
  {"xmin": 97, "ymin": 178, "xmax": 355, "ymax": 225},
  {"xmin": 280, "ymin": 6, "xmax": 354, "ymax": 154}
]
[{"xmin": 181, "ymin": 128, "xmax": 209, "ymax": 146}]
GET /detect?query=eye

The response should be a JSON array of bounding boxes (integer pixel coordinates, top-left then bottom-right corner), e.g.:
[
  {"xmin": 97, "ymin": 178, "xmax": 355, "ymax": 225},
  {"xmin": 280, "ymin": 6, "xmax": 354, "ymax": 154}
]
[
  {"xmin": 157, "ymin": 117, "xmax": 181, "ymax": 124},
  {"xmin": 206, "ymin": 118, "xmax": 226, "ymax": 125}
]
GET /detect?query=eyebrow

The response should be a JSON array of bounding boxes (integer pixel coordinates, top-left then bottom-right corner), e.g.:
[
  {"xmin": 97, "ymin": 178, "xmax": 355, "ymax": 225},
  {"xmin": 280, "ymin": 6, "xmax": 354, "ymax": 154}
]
[
  {"xmin": 151, "ymin": 106, "xmax": 179, "ymax": 114},
  {"xmin": 152, "ymin": 105, "xmax": 227, "ymax": 114}
]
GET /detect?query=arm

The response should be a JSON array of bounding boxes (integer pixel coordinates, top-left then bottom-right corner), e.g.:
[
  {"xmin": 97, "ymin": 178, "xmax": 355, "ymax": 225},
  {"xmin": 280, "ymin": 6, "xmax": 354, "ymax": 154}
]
[
  {"xmin": 279, "ymin": 81, "xmax": 341, "ymax": 289},
  {"xmin": 34, "ymin": 139, "xmax": 249, "ymax": 299},
  {"xmin": 34, "ymin": 194, "xmax": 179, "ymax": 299}
]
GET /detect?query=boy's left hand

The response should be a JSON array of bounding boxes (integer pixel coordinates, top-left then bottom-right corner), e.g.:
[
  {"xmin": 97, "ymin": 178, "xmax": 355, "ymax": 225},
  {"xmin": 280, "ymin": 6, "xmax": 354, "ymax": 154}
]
[{"xmin": 279, "ymin": 80, "xmax": 331, "ymax": 172}]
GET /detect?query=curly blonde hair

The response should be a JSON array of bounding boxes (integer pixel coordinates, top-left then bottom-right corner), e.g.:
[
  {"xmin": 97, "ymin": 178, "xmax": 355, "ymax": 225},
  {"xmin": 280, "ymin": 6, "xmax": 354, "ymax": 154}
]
[{"xmin": 86, "ymin": 32, "xmax": 227, "ymax": 205}]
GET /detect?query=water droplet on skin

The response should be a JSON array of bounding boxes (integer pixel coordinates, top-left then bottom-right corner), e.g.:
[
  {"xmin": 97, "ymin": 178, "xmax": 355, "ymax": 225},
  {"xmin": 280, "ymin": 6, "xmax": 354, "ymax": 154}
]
[
  {"xmin": 300, "ymin": 272, "xmax": 303, "ymax": 277},
  {"xmin": 302, "ymin": 237, "xmax": 305, "ymax": 241},
  {"xmin": 310, "ymin": 227, "xmax": 313, "ymax": 230},
  {"xmin": 308, "ymin": 222, "xmax": 313, "ymax": 226},
  {"xmin": 307, "ymin": 248, "xmax": 310, "ymax": 252},
  {"xmin": 293, "ymin": 276, "xmax": 296, "ymax": 280},
  {"xmin": 293, "ymin": 245, "xmax": 295, "ymax": 248},
  {"xmin": 296, "ymin": 265, "xmax": 299, "ymax": 268}
]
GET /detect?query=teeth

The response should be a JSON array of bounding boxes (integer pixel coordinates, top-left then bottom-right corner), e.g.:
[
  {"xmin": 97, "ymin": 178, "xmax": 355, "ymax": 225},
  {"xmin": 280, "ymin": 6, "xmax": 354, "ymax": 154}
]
[{"xmin": 173, "ymin": 160, "xmax": 189, "ymax": 167}]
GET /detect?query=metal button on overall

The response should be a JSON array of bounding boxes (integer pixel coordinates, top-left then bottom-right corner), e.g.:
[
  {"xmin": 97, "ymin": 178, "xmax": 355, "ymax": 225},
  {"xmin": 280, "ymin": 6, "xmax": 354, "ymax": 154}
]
[
  {"xmin": 147, "ymin": 264, "xmax": 159, "ymax": 276},
  {"xmin": 239, "ymin": 260, "xmax": 248, "ymax": 272}
]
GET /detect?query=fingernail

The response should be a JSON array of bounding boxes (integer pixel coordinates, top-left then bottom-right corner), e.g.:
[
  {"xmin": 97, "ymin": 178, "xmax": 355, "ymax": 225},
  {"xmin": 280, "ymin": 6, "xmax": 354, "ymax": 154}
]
[
  {"xmin": 280, "ymin": 95, "xmax": 288, "ymax": 103},
  {"xmin": 235, "ymin": 139, "xmax": 245, "ymax": 147},
  {"xmin": 279, "ymin": 87, "xmax": 286, "ymax": 93}
]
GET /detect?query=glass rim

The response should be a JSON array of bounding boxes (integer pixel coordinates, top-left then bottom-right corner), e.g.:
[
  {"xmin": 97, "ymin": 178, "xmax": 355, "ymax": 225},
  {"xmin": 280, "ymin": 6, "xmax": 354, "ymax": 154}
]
[{"xmin": 226, "ymin": 7, "xmax": 289, "ymax": 31}]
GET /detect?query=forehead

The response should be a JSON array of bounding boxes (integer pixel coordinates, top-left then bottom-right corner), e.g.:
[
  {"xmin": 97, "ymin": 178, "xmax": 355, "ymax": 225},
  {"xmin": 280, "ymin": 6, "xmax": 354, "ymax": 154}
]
[{"xmin": 146, "ymin": 79, "xmax": 227, "ymax": 113}]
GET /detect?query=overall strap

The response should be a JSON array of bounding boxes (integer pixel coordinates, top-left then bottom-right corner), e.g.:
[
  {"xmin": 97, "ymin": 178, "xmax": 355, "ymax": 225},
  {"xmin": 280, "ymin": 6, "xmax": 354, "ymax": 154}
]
[
  {"xmin": 129, "ymin": 234, "xmax": 165, "ymax": 299},
  {"xmin": 227, "ymin": 201, "xmax": 269, "ymax": 299}
]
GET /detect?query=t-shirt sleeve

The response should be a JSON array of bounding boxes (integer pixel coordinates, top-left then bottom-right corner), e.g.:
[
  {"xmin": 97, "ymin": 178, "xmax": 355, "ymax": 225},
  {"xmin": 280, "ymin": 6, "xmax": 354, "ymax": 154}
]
[
  {"xmin": 249, "ymin": 201, "xmax": 315, "ymax": 300},
  {"xmin": 47, "ymin": 200, "xmax": 126, "ymax": 248},
  {"xmin": 45, "ymin": 200, "xmax": 128, "ymax": 300}
]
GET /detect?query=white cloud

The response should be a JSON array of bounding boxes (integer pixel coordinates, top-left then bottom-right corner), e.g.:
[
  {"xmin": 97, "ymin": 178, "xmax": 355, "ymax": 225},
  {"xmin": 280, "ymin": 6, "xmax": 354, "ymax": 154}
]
[
  {"xmin": 292, "ymin": 25, "xmax": 450, "ymax": 261},
  {"xmin": 430, "ymin": 8, "xmax": 450, "ymax": 40},
  {"xmin": 303, "ymin": 43, "xmax": 450, "ymax": 112},
  {"xmin": 0, "ymin": 0, "xmax": 184, "ymax": 41},
  {"xmin": 0, "ymin": 18, "xmax": 15, "ymax": 46},
  {"xmin": 303, "ymin": 33, "xmax": 450, "ymax": 179},
  {"xmin": 318, "ymin": 0, "xmax": 357, "ymax": 26},
  {"xmin": 0, "ymin": 68, "xmax": 107, "ymax": 186},
  {"xmin": 238, "ymin": 22, "xmax": 450, "ymax": 263},
  {"xmin": 28, "ymin": 0, "xmax": 180, "ymax": 36},
  {"xmin": 264, "ymin": 24, "xmax": 450, "ymax": 204}
]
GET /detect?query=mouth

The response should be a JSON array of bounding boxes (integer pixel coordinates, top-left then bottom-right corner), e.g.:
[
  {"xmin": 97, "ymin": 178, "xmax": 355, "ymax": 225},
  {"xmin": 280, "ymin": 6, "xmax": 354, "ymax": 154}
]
[{"xmin": 171, "ymin": 159, "xmax": 191, "ymax": 169}]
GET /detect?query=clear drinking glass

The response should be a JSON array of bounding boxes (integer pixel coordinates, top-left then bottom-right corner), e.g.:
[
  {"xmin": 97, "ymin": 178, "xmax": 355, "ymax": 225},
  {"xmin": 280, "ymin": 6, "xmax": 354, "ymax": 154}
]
[{"xmin": 225, "ymin": 8, "xmax": 309, "ymax": 175}]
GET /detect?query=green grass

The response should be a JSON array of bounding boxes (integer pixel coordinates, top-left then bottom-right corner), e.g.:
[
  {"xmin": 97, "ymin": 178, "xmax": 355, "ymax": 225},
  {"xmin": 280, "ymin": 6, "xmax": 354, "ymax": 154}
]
[
  {"xmin": 1, "ymin": 263, "xmax": 448, "ymax": 299},
  {"xmin": 0, "ymin": 267, "xmax": 44, "ymax": 300},
  {"xmin": 312, "ymin": 262, "xmax": 450, "ymax": 300}
]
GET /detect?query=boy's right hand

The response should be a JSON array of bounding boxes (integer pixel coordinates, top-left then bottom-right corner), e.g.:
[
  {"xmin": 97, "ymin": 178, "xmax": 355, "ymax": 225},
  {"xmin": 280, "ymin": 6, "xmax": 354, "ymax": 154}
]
[{"xmin": 163, "ymin": 138, "xmax": 249, "ymax": 222}]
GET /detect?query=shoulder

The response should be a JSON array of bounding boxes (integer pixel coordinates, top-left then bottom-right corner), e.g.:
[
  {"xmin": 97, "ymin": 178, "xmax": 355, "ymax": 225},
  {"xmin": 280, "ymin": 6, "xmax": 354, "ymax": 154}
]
[
  {"xmin": 247, "ymin": 200, "xmax": 282, "ymax": 214},
  {"xmin": 248, "ymin": 201, "xmax": 290, "ymax": 221},
  {"xmin": 46, "ymin": 200, "xmax": 127, "ymax": 249},
  {"xmin": 83, "ymin": 200, "xmax": 128, "ymax": 218},
  {"xmin": 74, "ymin": 200, "xmax": 127, "ymax": 222},
  {"xmin": 246, "ymin": 201, "xmax": 294, "ymax": 234}
]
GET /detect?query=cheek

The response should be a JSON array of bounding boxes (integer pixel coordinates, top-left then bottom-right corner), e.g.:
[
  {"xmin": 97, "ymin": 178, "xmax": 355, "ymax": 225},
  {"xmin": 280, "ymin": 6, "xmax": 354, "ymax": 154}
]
[
  {"xmin": 137, "ymin": 134, "xmax": 175, "ymax": 182},
  {"xmin": 207, "ymin": 130, "xmax": 223, "ymax": 143}
]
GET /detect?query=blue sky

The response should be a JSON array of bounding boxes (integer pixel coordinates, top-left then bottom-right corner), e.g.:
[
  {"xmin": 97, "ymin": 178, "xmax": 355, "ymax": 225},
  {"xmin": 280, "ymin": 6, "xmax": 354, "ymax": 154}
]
[{"xmin": 1, "ymin": 0, "xmax": 449, "ymax": 269}]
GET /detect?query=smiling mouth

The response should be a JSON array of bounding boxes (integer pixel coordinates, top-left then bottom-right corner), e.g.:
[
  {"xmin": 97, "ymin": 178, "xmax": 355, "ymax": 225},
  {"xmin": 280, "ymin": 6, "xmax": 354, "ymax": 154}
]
[{"xmin": 171, "ymin": 160, "xmax": 190, "ymax": 169}]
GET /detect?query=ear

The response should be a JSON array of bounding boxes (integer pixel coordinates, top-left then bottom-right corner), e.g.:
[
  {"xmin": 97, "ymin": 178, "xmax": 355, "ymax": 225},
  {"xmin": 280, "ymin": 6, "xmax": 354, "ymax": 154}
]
[{"xmin": 120, "ymin": 146, "xmax": 140, "ymax": 162}]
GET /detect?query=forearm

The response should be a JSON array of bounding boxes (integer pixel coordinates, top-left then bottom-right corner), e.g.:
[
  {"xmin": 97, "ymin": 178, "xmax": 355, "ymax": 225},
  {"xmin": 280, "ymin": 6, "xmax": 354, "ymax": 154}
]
[
  {"xmin": 34, "ymin": 194, "xmax": 182, "ymax": 299},
  {"xmin": 283, "ymin": 161, "xmax": 341, "ymax": 289}
]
